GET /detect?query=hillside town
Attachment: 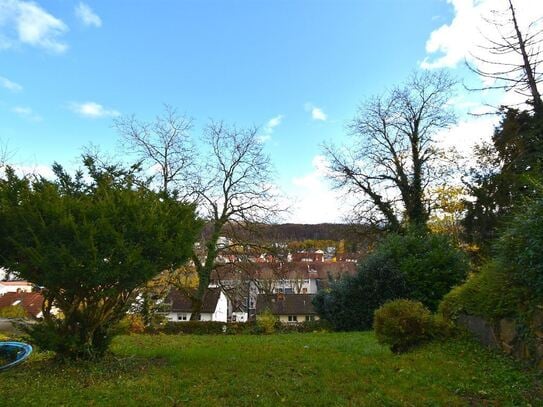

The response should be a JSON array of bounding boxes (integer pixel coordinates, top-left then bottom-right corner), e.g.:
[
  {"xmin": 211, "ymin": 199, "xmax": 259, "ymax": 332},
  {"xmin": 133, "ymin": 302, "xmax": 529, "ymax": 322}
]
[{"xmin": 0, "ymin": 236, "xmax": 359, "ymax": 325}]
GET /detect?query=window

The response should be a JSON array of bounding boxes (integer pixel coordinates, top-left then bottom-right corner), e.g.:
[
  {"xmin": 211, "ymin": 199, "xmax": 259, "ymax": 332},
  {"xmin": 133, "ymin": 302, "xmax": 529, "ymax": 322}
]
[
  {"xmin": 288, "ymin": 315, "xmax": 298, "ymax": 322},
  {"xmin": 177, "ymin": 313, "xmax": 187, "ymax": 321},
  {"xmin": 305, "ymin": 315, "xmax": 315, "ymax": 322}
]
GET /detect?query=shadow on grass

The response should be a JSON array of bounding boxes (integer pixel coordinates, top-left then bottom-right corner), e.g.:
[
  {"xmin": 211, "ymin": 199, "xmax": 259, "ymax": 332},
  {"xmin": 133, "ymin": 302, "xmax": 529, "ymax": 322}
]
[{"xmin": 5, "ymin": 352, "xmax": 168, "ymax": 386}]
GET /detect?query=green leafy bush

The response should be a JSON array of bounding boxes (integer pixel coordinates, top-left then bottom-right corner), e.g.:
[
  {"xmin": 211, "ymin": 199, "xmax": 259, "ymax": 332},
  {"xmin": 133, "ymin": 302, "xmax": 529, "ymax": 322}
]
[
  {"xmin": 439, "ymin": 262, "xmax": 529, "ymax": 321},
  {"xmin": 274, "ymin": 319, "xmax": 332, "ymax": 333},
  {"xmin": 0, "ymin": 159, "xmax": 201, "ymax": 360},
  {"xmin": 313, "ymin": 252, "xmax": 409, "ymax": 331},
  {"xmin": 374, "ymin": 299, "xmax": 436, "ymax": 353},
  {"xmin": 257, "ymin": 310, "xmax": 277, "ymax": 334},
  {"xmin": 0, "ymin": 304, "xmax": 27, "ymax": 319},
  {"xmin": 314, "ymin": 229, "xmax": 468, "ymax": 331},
  {"xmin": 116, "ymin": 314, "xmax": 146, "ymax": 335},
  {"xmin": 495, "ymin": 195, "xmax": 543, "ymax": 300},
  {"xmin": 377, "ymin": 229, "xmax": 469, "ymax": 311}
]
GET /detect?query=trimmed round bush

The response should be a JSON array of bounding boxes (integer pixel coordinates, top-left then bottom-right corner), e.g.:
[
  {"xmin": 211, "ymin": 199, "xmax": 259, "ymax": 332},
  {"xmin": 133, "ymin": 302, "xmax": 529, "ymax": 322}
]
[{"xmin": 374, "ymin": 299, "xmax": 434, "ymax": 353}]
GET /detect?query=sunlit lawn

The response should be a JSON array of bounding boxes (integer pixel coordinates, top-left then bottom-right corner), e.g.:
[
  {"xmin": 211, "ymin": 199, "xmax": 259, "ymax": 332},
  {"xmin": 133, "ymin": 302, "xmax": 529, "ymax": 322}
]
[{"xmin": 1, "ymin": 332, "xmax": 541, "ymax": 406}]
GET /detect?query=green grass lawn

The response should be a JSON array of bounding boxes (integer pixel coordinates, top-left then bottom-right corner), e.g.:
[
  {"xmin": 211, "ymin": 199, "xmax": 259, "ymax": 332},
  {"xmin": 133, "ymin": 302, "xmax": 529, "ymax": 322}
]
[{"xmin": 1, "ymin": 332, "xmax": 541, "ymax": 406}]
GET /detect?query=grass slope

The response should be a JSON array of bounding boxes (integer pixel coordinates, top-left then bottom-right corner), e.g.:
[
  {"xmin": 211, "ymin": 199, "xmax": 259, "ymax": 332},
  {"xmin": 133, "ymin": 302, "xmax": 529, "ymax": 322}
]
[{"xmin": 1, "ymin": 332, "xmax": 541, "ymax": 406}]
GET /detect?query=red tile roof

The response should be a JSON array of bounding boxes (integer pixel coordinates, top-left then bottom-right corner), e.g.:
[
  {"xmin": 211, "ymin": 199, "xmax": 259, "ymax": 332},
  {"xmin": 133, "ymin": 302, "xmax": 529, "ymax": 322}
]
[{"xmin": 0, "ymin": 292, "xmax": 44, "ymax": 318}]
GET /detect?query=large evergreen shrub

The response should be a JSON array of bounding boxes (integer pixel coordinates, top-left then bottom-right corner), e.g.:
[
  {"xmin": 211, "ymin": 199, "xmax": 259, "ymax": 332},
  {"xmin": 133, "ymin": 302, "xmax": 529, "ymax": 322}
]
[
  {"xmin": 313, "ymin": 252, "xmax": 410, "ymax": 331},
  {"xmin": 314, "ymin": 229, "xmax": 468, "ymax": 331},
  {"xmin": 0, "ymin": 158, "xmax": 202, "ymax": 360}
]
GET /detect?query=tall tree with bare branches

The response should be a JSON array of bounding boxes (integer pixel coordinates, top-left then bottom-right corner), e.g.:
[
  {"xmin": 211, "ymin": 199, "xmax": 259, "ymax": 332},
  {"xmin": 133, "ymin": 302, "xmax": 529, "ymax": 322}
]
[
  {"xmin": 467, "ymin": 0, "xmax": 543, "ymax": 115},
  {"xmin": 118, "ymin": 113, "xmax": 282, "ymax": 319},
  {"xmin": 114, "ymin": 105, "xmax": 193, "ymax": 197},
  {"xmin": 324, "ymin": 71, "xmax": 457, "ymax": 230},
  {"xmin": 189, "ymin": 122, "xmax": 281, "ymax": 319}
]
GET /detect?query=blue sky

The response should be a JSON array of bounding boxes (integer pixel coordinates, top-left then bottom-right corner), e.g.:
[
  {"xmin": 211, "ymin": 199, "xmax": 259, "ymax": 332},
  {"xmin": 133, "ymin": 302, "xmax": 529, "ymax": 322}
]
[{"xmin": 1, "ymin": 0, "xmax": 541, "ymax": 222}]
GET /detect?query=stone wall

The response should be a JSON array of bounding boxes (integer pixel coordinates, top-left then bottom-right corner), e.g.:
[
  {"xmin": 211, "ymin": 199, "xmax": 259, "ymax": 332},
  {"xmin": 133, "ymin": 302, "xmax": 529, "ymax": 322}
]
[{"xmin": 458, "ymin": 311, "xmax": 543, "ymax": 368}]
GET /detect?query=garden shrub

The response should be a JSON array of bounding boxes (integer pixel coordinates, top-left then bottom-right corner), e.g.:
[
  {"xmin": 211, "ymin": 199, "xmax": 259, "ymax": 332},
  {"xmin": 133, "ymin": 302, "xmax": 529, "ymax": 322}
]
[
  {"xmin": 439, "ymin": 195, "xmax": 543, "ymax": 325},
  {"xmin": 0, "ymin": 159, "xmax": 201, "ymax": 360},
  {"xmin": 0, "ymin": 304, "xmax": 27, "ymax": 319},
  {"xmin": 257, "ymin": 310, "xmax": 277, "ymax": 334},
  {"xmin": 314, "ymin": 229, "xmax": 468, "ymax": 331},
  {"xmin": 494, "ymin": 195, "xmax": 543, "ymax": 301},
  {"xmin": 116, "ymin": 314, "xmax": 146, "ymax": 334},
  {"xmin": 273, "ymin": 319, "xmax": 332, "ymax": 333},
  {"xmin": 313, "ymin": 252, "xmax": 408, "ymax": 331},
  {"xmin": 439, "ymin": 262, "xmax": 529, "ymax": 322},
  {"xmin": 376, "ymin": 229, "xmax": 469, "ymax": 311},
  {"xmin": 373, "ymin": 299, "xmax": 436, "ymax": 353},
  {"xmin": 160, "ymin": 321, "xmax": 229, "ymax": 335}
]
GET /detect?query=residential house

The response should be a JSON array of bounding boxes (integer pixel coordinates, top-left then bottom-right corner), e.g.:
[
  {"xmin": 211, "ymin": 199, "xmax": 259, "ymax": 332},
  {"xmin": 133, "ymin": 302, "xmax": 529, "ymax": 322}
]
[
  {"xmin": 256, "ymin": 293, "xmax": 319, "ymax": 324},
  {"xmin": 164, "ymin": 288, "xmax": 230, "ymax": 322}
]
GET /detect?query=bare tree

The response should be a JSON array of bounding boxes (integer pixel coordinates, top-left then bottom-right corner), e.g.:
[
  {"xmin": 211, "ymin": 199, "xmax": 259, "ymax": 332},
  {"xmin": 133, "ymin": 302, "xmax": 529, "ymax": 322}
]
[
  {"xmin": 190, "ymin": 121, "xmax": 282, "ymax": 319},
  {"xmin": 114, "ymin": 105, "xmax": 193, "ymax": 197},
  {"xmin": 467, "ymin": 0, "xmax": 543, "ymax": 115},
  {"xmin": 117, "ymin": 109, "xmax": 284, "ymax": 319},
  {"xmin": 324, "ymin": 71, "xmax": 457, "ymax": 230}
]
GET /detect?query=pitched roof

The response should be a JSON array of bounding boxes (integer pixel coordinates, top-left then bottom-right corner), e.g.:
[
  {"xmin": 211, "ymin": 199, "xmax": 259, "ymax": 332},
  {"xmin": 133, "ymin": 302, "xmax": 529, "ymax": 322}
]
[
  {"xmin": 167, "ymin": 288, "xmax": 222, "ymax": 314},
  {"xmin": 211, "ymin": 261, "xmax": 357, "ymax": 282},
  {"xmin": 0, "ymin": 292, "xmax": 44, "ymax": 318},
  {"xmin": 256, "ymin": 294, "xmax": 317, "ymax": 316}
]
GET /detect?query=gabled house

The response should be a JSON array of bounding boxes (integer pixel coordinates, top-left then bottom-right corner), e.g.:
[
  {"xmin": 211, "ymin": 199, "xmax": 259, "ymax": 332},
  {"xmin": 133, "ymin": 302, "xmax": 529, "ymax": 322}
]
[
  {"xmin": 164, "ymin": 288, "xmax": 230, "ymax": 322},
  {"xmin": 256, "ymin": 293, "xmax": 319, "ymax": 324}
]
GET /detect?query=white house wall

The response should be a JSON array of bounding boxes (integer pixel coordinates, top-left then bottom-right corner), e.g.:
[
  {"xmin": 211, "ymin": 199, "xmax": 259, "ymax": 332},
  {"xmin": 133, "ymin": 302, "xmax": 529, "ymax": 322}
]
[{"xmin": 212, "ymin": 292, "xmax": 228, "ymax": 322}]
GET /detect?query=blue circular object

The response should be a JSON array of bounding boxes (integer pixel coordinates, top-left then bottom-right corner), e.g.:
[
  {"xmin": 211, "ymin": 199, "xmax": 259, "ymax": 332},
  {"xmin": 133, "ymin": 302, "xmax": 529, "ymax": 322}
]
[{"xmin": 0, "ymin": 341, "xmax": 33, "ymax": 372}]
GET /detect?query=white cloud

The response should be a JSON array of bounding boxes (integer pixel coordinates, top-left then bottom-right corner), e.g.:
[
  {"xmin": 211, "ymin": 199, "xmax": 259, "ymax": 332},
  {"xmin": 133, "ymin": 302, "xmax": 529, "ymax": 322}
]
[
  {"xmin": 288, "ymin": 155, "xmax": 347, "ymax": 223},
  {"xmin": 11, "ymin": 105, "xmax": 42, "ymax": 122},
  {"xmin": 304, "ymin": 103, "xmax": 327, "ymax": 121},
  {"xmin": 0, "ymin": 75, "xmax": 22, "ymax": 92},
  {"xmin": 421, "ymin": 0, "xmax": 543, "ymax": 70},
  {"xmin": 0, "ymin": 0, "xmax": 69, "ymax": 53},
  {"xmin": 258, "ymin": 114, "xmax": 283, "ymax": 142},
  {"xmin": 266, "ymin": 115, "xmax": 283, "ymax": 131},
  {"xmin": 436, "ymin": 116, "xmax": 496, "ymax": 156},
  {"xmin": 75, "ymin": 2, "xmax": 102, "ymax": 28},
  {"xmin": 69, "ymin": 101, "xmax": 120, "ymax": 119}
]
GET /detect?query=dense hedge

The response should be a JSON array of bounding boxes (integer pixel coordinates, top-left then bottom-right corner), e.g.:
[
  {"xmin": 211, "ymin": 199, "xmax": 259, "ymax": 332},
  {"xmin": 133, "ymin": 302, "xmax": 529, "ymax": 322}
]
[
  {"xmin": 439, "ymin": 262, "xmax": 529, "ymax": 321},
  {"xmin": 440, "ymin": 196, "xmax": 543, "ymax": 323},
  {"xmin": 145, "ymin": 320, "xmax": 332, "ymax": 335},
  {"xmin": 494, "ymin": 195, "xmax": 543, "ymax": 300}
]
